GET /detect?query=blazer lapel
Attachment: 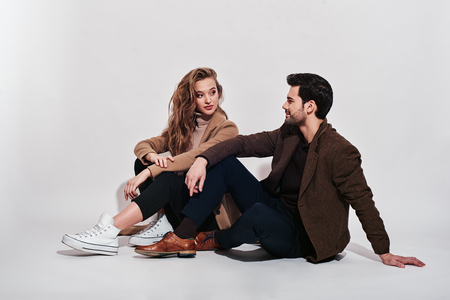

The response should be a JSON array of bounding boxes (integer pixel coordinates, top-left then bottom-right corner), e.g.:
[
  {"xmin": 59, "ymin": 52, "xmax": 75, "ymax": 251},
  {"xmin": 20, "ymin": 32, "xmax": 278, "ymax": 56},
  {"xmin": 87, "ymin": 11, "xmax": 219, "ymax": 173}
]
[
  {"xmin": 299, "ymin": 150, "xmax": 318, "ymax": 199},
  {"xmin": 299, "ymin": 120, "xmax": 329, "ymax": 199},
  {"xmin": 272, "ymin": 134, "xmax": 301, "ymax": 178}
]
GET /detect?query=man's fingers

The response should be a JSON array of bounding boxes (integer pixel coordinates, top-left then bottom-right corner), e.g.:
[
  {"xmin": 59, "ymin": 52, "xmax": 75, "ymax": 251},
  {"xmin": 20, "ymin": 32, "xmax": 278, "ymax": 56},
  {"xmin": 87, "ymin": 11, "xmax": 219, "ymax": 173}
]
[
  {"xmin": 402, "ymin": 256, "xmax": 425, "ymax": 267},
  {"xmin": 383, "ymin": 254, "xmax": 425, "ymax": 268},
  {"xmin": 390, "ymin": 258, "xmax": 405, "ymax": 268},
  {"xmin": 186, "ymin": 177, "xmax": 195, "ymax": 197},
  {"xmin": 198, "ymin": 177, "xmax": 205, "ymax": 193},
  {"xmin": 397, "ymin": 262, "xmax": 405, "ymax": 268},
  {"xmin": 414, "ymin": 258, "xmax": 426, "ymax": 267}
]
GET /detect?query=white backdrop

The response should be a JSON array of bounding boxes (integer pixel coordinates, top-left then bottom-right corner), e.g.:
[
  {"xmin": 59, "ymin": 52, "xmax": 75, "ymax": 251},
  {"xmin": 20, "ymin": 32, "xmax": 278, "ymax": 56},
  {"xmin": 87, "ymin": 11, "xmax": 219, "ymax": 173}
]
[{"xmin": 1, "ymin": 0, "xmax": 449, "ymax": 256}]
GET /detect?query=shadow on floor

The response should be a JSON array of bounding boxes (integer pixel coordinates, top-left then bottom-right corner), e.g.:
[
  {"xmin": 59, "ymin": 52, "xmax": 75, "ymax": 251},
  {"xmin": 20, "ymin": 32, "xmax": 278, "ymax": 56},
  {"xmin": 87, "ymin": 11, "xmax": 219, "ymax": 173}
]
[
  {"xmin": 57, "ymin": 249, "xmax": 101, "ymax": 256},
  {"xmin": 345, "ymin": 242, "xmax": 381, "ymax": 262},
  {"xmin": 214, "ymin": 245, "xmax": 352, "ymax": 263},
  {"xmin": 214, "ymin": 246, "xmax": 279, "ymax": 262}
]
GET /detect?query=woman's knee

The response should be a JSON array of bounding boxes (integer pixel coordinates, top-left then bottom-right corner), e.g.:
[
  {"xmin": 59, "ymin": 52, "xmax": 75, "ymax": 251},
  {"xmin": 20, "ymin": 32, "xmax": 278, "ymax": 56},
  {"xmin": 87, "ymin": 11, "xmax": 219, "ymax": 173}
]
[
  {"xmin": 134, "ymin": 158, "xmax": 147, "ymax": 175},
  {"xmin": 154, "ymin": 172, "xmax": 175, "ymax": 181}
]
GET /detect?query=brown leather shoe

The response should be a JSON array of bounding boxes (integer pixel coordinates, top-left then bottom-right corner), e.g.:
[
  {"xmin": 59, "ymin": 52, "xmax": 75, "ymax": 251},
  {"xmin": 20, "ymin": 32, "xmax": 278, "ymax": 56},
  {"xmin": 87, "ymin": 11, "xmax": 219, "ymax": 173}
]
[
  {"xmin": 195, "ymin": 230, "xmax": 223, "ymax": 251},
  {"xmin": 134, "ymin": 232, "xmax": 196, "ymax": 257}
]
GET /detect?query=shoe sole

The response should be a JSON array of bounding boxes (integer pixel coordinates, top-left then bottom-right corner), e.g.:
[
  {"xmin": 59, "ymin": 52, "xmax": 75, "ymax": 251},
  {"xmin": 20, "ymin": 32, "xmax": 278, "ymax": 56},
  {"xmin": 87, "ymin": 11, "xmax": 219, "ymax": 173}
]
[
  {"xmin": 134, "ymin": 249, "xmax": 196, "ymax": 258},
  {"xmin": 195, "ymin": 246, "xmax": 223, "ymax": 251},
  {"xmin": 62, "ymin": 235, "xmax": 118, "ymax": 256},
  {"xmin": 128, "ymin": 237, "xmax": 163, "ymax": 246}
]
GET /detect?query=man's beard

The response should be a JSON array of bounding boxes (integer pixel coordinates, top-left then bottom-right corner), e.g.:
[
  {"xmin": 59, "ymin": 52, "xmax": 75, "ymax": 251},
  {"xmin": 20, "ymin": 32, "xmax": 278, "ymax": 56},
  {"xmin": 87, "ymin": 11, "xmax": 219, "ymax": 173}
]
[{"xmin": 284, "ymin": 109, "xmax": 306, "ymax": 126}]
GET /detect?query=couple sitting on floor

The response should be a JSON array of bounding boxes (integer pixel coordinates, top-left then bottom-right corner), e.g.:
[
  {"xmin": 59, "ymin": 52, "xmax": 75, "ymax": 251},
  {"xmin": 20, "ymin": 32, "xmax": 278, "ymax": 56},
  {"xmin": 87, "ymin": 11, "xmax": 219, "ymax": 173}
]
[{"xmin": 62, "ymin": 68, "xmax": 424, "ymax": 268}]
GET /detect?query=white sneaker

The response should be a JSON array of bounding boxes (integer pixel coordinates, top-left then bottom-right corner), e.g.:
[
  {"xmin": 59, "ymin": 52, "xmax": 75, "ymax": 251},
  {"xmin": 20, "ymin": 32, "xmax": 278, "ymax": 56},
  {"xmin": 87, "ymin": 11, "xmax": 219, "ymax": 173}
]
[
  {"xmin": 128, "ymin": 214, "xmax": 174, "ymax": 246},
  {"xmin": 62, "ymin": 213, "xmax": 121, "ymax": 255}
]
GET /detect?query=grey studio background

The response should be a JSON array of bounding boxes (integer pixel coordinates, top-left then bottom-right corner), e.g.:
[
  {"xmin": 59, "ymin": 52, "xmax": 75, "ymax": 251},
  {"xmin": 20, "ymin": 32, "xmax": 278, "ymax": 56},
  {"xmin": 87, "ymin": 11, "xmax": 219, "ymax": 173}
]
[{"xmin": 1, "ymin": 1, "xmax": 449, "ymax": 299}]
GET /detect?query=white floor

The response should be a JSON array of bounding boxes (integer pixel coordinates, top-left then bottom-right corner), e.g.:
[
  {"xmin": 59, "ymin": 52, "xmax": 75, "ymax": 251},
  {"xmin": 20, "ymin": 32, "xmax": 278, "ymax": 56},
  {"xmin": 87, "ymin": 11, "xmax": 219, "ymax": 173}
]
[
  {"xmin": 1, "ymin": 1, "xmax": 449, "ymax": 299},
  {"xmin": 1, "ymin": 220, "xmax": 447, "ymax": 300}
]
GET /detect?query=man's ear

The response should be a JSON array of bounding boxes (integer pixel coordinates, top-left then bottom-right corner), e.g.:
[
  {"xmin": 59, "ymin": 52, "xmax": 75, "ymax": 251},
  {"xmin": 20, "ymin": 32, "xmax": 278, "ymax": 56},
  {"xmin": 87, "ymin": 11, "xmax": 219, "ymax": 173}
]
[{"xmin": 306, "ymin": 100, "xmax": 317, "ymax": 115}]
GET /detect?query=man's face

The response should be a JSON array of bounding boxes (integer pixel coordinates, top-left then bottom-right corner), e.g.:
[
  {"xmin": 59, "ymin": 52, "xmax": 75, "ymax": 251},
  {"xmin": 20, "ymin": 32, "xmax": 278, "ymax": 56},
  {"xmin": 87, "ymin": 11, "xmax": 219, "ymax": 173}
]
[{"xmin": 282, "ymin": 86, "xmax": 306, "ymax": 126}]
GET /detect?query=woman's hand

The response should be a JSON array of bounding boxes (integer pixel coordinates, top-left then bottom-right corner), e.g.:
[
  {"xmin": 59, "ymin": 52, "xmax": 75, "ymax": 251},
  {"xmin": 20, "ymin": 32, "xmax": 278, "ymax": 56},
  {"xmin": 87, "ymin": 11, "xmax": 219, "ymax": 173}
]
[
  {"xmin": 124, "ymin": 169, "xmax": 152, "ymax": 201},
  {"xmin": 145, "ymin": 153, "xmax": 174, "ymax": 168}
]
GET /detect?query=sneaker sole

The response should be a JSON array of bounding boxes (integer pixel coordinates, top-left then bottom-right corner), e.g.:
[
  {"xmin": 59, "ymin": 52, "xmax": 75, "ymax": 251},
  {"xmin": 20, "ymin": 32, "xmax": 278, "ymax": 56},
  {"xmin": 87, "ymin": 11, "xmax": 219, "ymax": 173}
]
[
  {"xmin": 134, "ymin": 249, "xmax": 196, "ymax": 258},
  {"xmin": 62, "ymin": 235, "xmax": 118, "ymax": 256}
]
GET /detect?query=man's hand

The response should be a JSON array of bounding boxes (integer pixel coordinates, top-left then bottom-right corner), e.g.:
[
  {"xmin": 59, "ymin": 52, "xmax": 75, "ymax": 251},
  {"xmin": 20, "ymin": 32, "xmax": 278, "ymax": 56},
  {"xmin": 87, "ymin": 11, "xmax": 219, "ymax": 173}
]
[
  {"xmin": 379, "ymin": 253, "xmax": 425, "ymax": 268},
  {"xmin": 145, "ymin": 153, "xmax": 174, "ymax": 168},
  {"xmin": 185, "ymin": 157, "xmax": 208, "ymax": 196},
  {"xmin": 124, "ymin": 169, "xmax": 151, "ymax": 201}
]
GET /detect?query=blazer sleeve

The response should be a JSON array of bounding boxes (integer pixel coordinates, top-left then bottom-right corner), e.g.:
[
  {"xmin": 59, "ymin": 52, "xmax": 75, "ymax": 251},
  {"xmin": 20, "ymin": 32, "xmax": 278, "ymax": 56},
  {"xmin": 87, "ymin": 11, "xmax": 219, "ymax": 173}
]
[
  {"xmin": 331, "ymin": 139, "xmax": 390, "ymax": 255},
  {"xmin": 200, "ymin": 128, "xmax": 280, "ymax": 168},
  {"xmin": 134, "ymin": 135, "xmax": 169, "ymax": 165},
  {"xmin": 148, "ymin": 120, "xmax": 239, "ymax": 179}
]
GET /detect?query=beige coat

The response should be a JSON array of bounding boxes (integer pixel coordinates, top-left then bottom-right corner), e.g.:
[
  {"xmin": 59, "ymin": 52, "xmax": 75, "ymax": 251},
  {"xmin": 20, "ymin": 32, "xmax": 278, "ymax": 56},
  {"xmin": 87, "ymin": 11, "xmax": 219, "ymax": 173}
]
[
  {"xmin": 135, "ymin": 111, "xmax": 238, "ymax": 179},
  {"xmin": 134, "ymin": 111, "xmax": 240, "ymax": 229}
]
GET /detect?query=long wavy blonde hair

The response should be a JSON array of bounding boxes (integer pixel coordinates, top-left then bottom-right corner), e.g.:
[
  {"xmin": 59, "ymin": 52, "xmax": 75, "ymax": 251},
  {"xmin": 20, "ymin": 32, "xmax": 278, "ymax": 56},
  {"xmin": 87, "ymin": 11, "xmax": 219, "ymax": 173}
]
[{"xmin": 161, "ymin": 68, "xmax": 227, "ymax": 156}]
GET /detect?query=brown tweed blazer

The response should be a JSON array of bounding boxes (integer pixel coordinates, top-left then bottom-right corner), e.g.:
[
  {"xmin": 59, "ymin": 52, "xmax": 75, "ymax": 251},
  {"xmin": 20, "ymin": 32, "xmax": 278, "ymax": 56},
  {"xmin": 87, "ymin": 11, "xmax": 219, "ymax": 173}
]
[{"xmin": 200, "ymin": 119, "xmax": 390, "ymax": 262}]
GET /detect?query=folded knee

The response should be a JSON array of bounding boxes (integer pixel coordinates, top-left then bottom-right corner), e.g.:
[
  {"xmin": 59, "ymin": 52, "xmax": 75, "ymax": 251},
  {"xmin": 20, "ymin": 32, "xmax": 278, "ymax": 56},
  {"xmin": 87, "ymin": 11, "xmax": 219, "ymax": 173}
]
[{"xmin": 241, "ymin": 203, "xmax": 272, "ymax": 224}]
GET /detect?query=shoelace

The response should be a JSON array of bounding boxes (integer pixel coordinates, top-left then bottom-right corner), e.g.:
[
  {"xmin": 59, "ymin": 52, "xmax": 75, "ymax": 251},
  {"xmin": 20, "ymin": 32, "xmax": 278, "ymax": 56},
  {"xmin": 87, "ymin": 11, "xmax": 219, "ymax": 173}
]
[
  {"xmin": 201, "ymin": 231, "xmax": 218, "ymax": 246},
  {"xmin": 136, "ymin": 219, "xmax": 159, "ymax": 235},
  {"xmin": 77, "ymin": 225, "xmax": 103, "ymax": 237}
]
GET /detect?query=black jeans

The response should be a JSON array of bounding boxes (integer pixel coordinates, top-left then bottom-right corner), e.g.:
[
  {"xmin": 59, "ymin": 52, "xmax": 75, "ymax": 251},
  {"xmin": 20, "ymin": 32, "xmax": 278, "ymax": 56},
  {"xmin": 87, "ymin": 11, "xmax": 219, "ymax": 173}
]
[
  {"xmin": 133, "ymin": 159, "xmax": 217, "ymax": 230},
  {"xmin": 182, "ymin": 156, "xmax": 307, "ymax": 258}
]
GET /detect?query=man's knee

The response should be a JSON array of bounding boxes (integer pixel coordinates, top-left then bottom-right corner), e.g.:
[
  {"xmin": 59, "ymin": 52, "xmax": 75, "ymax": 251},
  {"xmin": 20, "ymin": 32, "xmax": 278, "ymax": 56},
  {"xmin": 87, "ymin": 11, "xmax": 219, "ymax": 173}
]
[
  {"xmin": 219, "ymin": 156, "xmax": 242, "ymax": 168},
  {"xmin": 213, "ymin": 156, "xmax": 245, "ymax": 177},
  {"xmin": 239, "ymin": 203, "xmax": 272, "ymax": 226}
]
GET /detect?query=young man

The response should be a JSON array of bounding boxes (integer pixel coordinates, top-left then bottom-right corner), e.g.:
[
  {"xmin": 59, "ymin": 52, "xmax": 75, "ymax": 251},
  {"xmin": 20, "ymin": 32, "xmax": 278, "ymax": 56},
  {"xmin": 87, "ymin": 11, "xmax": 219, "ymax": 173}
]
[{"xmin": 135, "ymin": 73, "xmax": 424, "ymax": 268}]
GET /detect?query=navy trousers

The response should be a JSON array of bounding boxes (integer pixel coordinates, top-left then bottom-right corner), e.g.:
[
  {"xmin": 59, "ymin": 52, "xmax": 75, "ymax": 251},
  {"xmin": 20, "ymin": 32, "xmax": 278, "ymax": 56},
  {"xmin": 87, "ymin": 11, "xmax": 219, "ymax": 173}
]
[
  {"xmin": 182, "ymin": 156, "xmax": 305, "ymax": 258},
  {"xmin": 133, "ymin": 159, "xmax": 217, "ymax": 230}
]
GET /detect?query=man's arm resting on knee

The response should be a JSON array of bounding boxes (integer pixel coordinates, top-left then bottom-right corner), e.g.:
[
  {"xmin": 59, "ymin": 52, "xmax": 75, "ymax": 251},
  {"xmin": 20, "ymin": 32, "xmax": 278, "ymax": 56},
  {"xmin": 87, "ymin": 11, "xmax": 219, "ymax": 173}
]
[{"xmin": 185, "ymin": 157, "xmax": 209, "ymax": 196}]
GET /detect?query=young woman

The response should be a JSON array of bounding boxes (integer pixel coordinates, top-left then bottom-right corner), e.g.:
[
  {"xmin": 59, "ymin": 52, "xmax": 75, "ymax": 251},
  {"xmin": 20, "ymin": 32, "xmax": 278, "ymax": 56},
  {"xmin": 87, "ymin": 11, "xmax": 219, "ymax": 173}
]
[{"xmin": 62, "ymin": 68, "xmax": 238, "ymax": 255}]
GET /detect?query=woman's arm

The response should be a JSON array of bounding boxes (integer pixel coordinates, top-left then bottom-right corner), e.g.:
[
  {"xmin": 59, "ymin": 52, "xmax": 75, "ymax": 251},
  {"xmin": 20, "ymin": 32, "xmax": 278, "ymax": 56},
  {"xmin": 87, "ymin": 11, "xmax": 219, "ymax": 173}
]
[
  {"xmin": 124, "ymin": 118, "xmax": 237, "ymax": 199},
  {"xmin": 134, "ymin": 135, "xmax": 169, "ymax": 165},
  {"xmin": 148, "ymin": 120, "xmax": 239, "ymax": 178},
  {"xmin": 124, "ymin": 168, "xmax": 152, "ymax": 201}
]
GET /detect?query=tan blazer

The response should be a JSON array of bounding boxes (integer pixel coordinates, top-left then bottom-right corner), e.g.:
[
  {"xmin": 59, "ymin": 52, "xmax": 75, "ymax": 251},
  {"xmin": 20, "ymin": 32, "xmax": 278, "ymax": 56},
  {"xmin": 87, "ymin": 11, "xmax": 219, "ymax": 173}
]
[
  {"xmin": 134, "ymin": 111, "xmax": 238, "ymax": 179},
  {"xmin": 134, "ymin": 111, "xmax": 240, "ymax": 230},
  {"xmin": 200, "ymin": 119, "xmax": 390, "ymax": 262}
]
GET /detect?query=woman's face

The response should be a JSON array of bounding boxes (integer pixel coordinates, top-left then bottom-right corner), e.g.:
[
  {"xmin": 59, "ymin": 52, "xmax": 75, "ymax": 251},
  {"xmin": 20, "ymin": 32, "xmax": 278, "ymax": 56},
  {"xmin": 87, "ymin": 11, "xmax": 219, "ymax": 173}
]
[{"xmin": 194, "ymin": 77, "xmax": 219, "ymax": 116}]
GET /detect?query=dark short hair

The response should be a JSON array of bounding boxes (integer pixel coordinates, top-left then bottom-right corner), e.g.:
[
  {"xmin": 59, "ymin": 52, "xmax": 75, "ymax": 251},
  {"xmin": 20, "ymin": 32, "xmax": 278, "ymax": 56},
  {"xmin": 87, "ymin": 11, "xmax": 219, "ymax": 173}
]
[{"xmin": 286, "ymin": 73, "xmax": 333, "ymax": 119}]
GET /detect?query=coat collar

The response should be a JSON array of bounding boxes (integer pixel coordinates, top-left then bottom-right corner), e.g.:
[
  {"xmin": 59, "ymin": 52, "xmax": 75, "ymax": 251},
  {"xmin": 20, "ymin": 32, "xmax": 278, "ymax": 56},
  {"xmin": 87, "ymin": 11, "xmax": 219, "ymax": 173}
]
[
  {"xmin": 298, "ymin": 118, "xmax": 330, "ymax": 199},
  {"xmin": 308, "ymin": 118, "xmax": 330, "ymax": 152},
  {"xmin": 199, "ymin": 111, "xmax": 227, "ymax": 144}
]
